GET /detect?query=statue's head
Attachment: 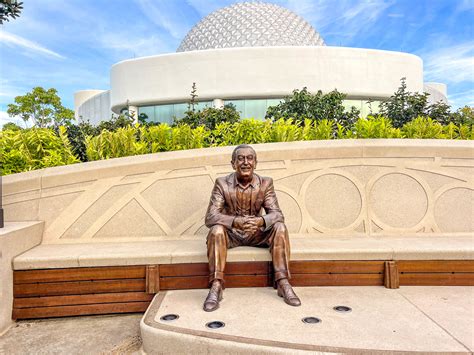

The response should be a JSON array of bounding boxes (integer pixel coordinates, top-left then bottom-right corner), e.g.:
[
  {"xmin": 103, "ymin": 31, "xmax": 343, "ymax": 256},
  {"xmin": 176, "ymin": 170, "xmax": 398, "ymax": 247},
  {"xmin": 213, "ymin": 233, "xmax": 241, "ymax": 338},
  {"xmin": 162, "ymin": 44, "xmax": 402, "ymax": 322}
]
[{"xmin": 231, "ymin": 144, "xmax": 257, "ymax": 181}]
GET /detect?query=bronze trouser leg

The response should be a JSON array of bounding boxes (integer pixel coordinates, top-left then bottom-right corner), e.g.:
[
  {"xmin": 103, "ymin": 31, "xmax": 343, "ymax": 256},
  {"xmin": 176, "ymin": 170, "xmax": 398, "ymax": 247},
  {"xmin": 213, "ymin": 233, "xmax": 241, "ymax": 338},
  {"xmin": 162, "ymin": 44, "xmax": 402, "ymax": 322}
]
[
  {"xmin": 268, "ymin": 222, "xmax": 291, "ymax": 282},
  {"xmin": 206, "ymin": 225, "xmax": 228, "ymax": 286}
]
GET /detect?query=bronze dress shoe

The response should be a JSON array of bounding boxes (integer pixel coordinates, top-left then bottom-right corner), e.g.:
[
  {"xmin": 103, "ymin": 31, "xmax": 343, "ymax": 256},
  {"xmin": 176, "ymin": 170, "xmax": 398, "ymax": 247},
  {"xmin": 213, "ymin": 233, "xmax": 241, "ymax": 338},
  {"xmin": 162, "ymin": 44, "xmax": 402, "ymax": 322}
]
[
  {"xmin": 203, "ymin": 282, "xmax": 223, "ymax": 312},
  {"xmin": 277, "ymin": 281, "xmax": 301, "ymax": 307}
]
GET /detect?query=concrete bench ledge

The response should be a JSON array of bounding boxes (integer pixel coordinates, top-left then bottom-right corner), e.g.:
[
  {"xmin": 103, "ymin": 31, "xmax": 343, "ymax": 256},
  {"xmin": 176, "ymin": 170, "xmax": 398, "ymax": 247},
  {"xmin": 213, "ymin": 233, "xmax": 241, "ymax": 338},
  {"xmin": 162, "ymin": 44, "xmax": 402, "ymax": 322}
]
[
  {"xmin": 13, "ymin": 234, "xmax": 474, "ymax": 270},
  {"xmin": 1, "ymin": 221, "xmax": 44, "ymax": 333}
]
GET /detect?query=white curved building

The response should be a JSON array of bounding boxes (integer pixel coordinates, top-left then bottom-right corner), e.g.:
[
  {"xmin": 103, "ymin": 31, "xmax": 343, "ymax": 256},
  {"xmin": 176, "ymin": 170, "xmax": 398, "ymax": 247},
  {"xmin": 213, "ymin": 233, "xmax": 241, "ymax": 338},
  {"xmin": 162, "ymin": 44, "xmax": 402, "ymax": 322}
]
[{"xmin": 75, "ymin": 2, "xmax": 447, "ymax": 125}]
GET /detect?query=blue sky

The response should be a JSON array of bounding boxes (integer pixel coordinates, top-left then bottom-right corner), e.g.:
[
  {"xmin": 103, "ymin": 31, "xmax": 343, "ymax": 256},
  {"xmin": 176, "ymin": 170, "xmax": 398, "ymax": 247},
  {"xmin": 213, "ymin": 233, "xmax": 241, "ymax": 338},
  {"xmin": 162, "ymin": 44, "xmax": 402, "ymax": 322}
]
[{"xmin": 0, "ymin": 0, "xmax": 473, "ymax": 127}]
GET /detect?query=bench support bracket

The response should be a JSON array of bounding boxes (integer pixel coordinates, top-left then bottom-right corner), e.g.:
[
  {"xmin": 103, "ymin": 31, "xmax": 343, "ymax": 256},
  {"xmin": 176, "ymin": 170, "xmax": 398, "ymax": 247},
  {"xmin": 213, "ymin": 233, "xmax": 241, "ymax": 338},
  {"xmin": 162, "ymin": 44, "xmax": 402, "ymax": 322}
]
[
  {"xmin": 146, "ymin": 265, "xmax": 160, "ymax": 294},
  {"xmin": 384, "ymin": 261, "xmax": 400, "ymax": 289}
]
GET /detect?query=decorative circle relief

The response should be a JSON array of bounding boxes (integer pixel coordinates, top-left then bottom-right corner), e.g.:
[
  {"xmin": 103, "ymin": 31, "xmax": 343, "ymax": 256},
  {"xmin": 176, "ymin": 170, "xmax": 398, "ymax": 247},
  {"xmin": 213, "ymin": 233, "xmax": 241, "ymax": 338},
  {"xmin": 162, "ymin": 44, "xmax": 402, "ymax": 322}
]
[
  {"xmin": 304, "ymin": 174, "xmax": 362, "ymax": 229},
  {"xmin": 435, "ymin": 187, "xmax": 474, "ymax": 232},
  {"xmin": 370, "ymin": 173, "xmax": 428, "ymax": 228}
]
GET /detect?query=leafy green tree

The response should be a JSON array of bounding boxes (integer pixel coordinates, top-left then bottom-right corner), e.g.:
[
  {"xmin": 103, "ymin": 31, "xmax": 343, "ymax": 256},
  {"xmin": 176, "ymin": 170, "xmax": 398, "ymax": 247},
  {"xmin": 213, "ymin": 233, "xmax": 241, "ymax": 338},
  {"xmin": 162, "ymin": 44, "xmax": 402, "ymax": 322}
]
[
  {"xmin": 379, "ymin": 78, "xmax": 453, "ymax": 127},
  {"xmin": 0, "ymin": 0, "xmax": 23, "ymax": 24},
  {"xmin": 451, "ymin": 106, "xmax": 474, "ymax": 127},
  {"xmin": 177, "ymin": 82, "xmax": 240, "ymax": 129},
  {"xmin": 265, "ymin": 87, "xmax": 360, "ymax": 129},
  {"xmin": 7, "ymin": 87, "xmax": 74, "ymax": 128},
  {"xmin": 178, "ymin": 104, "xmax": 240, "ymax": 130},
  {"xmin": 1, "ymin": 122, "xmax": 22, "ymax": 131},
  {"xmin": 428, "ymin": 101, "xmax": 452, "ymax": 125}
]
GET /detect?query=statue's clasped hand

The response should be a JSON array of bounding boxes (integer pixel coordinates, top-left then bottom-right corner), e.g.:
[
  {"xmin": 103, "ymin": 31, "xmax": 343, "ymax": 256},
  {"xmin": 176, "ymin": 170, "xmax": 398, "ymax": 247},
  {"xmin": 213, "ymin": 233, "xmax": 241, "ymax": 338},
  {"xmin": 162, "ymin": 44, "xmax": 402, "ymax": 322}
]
[{"xmin": 233, "ymin": 215, "xmax": 264, "ymax": 238}]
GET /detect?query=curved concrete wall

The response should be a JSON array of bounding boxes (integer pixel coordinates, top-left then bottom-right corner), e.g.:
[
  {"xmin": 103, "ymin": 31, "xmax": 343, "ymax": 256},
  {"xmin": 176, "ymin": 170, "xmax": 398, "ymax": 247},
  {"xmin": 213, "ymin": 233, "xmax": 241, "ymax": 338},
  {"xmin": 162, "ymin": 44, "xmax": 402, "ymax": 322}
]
[
  {"xmin": 3, "ymin": 140, "xmax": 472, "ymax": 244},
  {"xmin": 74, "ymin": 90, "xmax": 106, "ymax": 119},
  {"xmin": 109, "ymin": 46, "xmax": 423, "ymax": 113},
  {"xmin": 424, "ymin": 82, "xmax": 448, "ymax": 104},
  {"xmin": 75, "ymin": 90, "xmax": 112, "ymax": 125}
]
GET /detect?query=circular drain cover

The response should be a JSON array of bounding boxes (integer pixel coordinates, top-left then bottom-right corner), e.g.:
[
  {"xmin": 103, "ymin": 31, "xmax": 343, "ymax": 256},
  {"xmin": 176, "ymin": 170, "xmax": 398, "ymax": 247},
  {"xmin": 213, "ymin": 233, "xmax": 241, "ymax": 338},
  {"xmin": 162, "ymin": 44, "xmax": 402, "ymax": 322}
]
[
  {"xmin": 160, "ymin": 314, "xmax": 179, "ymax": 321},
  {"xmin": 333, "ymin": 306, "xmax": 352, "ymax": 313},
  {"xmin": 302, "ymin": 317, "xmax": 322, "ymax": 324},
  {"xmin": 206, "ymin": 321, "xmax": 225, "ymax": 329}
]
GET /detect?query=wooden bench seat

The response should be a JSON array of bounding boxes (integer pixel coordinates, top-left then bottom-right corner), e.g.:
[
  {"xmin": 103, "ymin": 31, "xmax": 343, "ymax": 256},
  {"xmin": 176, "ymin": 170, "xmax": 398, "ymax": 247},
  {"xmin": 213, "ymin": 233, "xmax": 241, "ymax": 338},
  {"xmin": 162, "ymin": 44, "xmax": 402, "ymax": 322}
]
[{"xmin": 11, "ymin": 234, "xmax": 474, "ymax": 319}]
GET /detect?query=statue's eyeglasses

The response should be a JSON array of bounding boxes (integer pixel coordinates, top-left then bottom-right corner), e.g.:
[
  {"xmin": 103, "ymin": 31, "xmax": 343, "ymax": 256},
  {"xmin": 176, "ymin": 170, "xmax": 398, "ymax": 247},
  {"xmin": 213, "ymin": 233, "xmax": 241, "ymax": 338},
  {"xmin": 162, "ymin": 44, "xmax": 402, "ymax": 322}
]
[{"xmin": 236, "ymin": 155, "xmax": 254, "ymax": 163}]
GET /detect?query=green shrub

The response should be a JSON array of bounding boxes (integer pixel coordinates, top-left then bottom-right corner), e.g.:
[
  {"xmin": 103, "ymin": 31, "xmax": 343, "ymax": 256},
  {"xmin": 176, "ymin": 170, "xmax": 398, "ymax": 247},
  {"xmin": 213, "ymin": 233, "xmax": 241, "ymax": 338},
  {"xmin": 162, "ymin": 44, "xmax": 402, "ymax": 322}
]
[
  {"xmin": 0, "ymin": 127, "xmax": 79, "ymax": 175},
  {"xmin": 85, "ymin": 126, "xmax": 146, "ymax": 161},
  {"xmin": 351, "ymin": 116, "xmax": 402, "ymax": 138},
  {"xmin": 457, "ymin": 124, "xmax": 474, "ymax": 140},
  {"xmin": 268, "ymin": 118, "xmax": 302, "ymax": 142},
  {"xmin": 3, "ymin": 118, "xmax": 472, "ymax": 174},
  {"xmin": 169, "ymin": 125, "xmax": 209, "ymax": 150},
  {"xmin": 139, "ymin": 124, "xmax": 172, "ymax": 153},
  {"xmin": 312, "ymin": 119, "xmax": 335, "ymax": 140},
  {"xmin": 401, "ymin": 117, "xmax": 445, "ymax": 139},
  {"xmin": 265, "ymin": 88, "xmax": 360, "ymax": 129},
  {"xmin": 230, "ymin": 119, "xmax": 271, "ymax": 145},
  {"xmin": 177, "ymin": 104, "xmax": 240, "ymax": 130}
]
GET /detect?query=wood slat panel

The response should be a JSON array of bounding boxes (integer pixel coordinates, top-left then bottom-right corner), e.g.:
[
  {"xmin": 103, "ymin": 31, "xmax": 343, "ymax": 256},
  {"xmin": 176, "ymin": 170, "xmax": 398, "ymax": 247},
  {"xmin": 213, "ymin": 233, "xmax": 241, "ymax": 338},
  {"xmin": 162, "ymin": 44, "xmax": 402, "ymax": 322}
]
[
  {"xmin": 398, "ymin": 261, "xmax": 474, "ymax": 273},
  {"xmin": 290, "ymin": 261, "xmax": 384, "ymax": 274},
  {"xmin": 13, "ymin": 292, "xmax": 154, "ymax": 308},
  {"xmin": 159, "ymin": 263, "xmax": 208, "ymax": 277},
  {"xmin": 226, "ymin": 262, "xmax": 269, "ymax": 275},
  {"xmin": 400, "ymin": 273, "xmax": 474, "ymax": 286},
  {"xmin": 14, "ymin": 279, "xmax": 146, "ymax": 297},
  {"xmin": 160, "ymin": 274, "xmax": 269, "ymax": 290},
  {"xmin": 13, "ymin": 302, "xmax": 150, "ymax": 320},
  {"xmin": 160, "ymin": 275, "xmax": 208, "ymax": 290},
  {"xmin": 14, "ymin": 266, "xmax": 146, "ymax": 284},
  {"xmin": 226, "ymin": 274, "xmax": 269, "ymax": 288},
  {"xmin": 291, "ymin": 273, "xmax": 384, "ymax": 286},
  {"xmin": 159, "ymin": 262, "xmax": 269, "ymax": 277}
]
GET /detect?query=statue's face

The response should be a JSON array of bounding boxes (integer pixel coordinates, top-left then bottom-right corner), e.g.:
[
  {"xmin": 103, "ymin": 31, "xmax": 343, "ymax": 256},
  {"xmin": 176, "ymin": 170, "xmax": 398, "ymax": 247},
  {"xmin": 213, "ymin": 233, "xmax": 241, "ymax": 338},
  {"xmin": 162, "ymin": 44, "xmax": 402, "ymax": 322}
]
[{"xmin": 231, "ymin": 147, "xmax": 257, "ymax": 180}]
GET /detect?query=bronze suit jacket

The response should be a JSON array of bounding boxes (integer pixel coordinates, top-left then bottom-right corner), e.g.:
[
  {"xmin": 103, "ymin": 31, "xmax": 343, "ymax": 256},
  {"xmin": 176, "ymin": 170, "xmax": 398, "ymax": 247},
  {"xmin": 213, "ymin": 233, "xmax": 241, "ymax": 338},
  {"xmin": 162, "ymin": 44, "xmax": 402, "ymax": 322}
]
[{"xmin": 205, "ymin": 173, "xmax": 284, "ymax": 231}]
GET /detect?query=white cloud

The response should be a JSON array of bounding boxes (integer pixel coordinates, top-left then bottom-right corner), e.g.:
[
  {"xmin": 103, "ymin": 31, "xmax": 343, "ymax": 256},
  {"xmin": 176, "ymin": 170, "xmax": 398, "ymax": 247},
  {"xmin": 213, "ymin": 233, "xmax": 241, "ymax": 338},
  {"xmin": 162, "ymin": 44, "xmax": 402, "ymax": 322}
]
[
  {"xmin": 283, "ymin": 0, "xmax": 393, "ymax": 42},
  {"xmin": 342, "ymin": 1, "xmax": 389, "ymax": 22},
  {"xmin": 448, "ymin": 89, "xmax": 474, "ymax": 109},
  {"xmin": 134, "ymin": 0, "xmax": 194, "ymax": 40},
  {"xmin": 185, "ymin": 0, "xmax": 227, "ymax": 17},
  {"xmin": 99, "ymin": 32, "xmax": 172, "ymax": 58},
  {"xmin": 456, "ymin": 0, "xmax": 474, "ymax": 12},
  {"xmin": 424, "ymin": 42, "xmax": 474, "ymax": 84},
  {"xmin": 0, "ymin": 31, "xmax": 65, "ymax": 59},
  {"xmin": 0, "ymin": 110, "xmax": 28, "ymax": 128},
  {"xmin": 0, "ymin": 81, "xmax": 22, "ymax": 100}
]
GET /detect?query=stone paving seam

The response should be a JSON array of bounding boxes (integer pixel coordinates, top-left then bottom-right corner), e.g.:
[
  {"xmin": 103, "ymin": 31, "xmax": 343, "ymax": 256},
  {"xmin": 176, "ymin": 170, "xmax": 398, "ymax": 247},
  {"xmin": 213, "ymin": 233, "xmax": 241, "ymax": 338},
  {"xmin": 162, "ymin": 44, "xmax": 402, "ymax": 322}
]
[{"xmin": 396, "ymin": 290, "xmax": 473, "ymax": 353}]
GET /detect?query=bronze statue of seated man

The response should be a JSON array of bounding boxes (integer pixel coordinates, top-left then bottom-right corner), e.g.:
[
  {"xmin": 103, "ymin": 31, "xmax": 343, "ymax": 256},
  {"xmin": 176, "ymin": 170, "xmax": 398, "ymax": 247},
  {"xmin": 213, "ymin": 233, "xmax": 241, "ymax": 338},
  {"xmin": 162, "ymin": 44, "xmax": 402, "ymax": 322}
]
[{"xmin": 203, "ymin": 144, "xmax": 301, "ymax": 312}]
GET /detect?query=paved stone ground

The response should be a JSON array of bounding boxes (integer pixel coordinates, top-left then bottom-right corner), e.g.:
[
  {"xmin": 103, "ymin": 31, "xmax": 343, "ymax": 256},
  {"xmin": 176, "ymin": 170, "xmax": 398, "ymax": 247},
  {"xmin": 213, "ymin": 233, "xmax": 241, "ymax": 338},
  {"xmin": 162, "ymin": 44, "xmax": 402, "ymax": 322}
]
[
  {"xmin": 0, "ymin": 314, "xmax": 142, "ymax": 355},
  {"xmin": 1, "ymin": 287, "xmax": 473, "ymax": 354}
]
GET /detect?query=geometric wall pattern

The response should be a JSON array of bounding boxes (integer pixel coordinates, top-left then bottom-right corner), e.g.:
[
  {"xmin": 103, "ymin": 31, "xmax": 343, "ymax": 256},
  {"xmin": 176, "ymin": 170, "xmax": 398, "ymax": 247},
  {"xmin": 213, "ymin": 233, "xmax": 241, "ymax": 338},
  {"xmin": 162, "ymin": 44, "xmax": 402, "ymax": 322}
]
[{"xmin": 4, "ymin": 141, "xmax": 473, "ymax": 244}]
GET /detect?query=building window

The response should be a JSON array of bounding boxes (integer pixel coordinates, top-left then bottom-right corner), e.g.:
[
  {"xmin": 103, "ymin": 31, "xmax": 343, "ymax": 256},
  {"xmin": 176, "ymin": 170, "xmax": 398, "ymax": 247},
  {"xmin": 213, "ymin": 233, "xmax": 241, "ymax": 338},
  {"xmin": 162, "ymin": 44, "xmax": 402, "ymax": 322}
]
[
  {"xmin": 138, "ymin": 98, "xmax": 381, "ymax": 125},
  {"xmin": 138, "ymin": 101, "xmax": 212, "ymax": 124}
]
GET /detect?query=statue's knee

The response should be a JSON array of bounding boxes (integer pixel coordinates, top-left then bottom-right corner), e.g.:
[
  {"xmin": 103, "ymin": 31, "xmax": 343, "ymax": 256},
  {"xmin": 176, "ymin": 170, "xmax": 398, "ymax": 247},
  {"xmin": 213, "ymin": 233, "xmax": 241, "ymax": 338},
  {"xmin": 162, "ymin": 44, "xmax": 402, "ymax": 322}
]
[
  {"xmin": 273, "ymin": 222, "xmax": 287, "ymax": 235},
  {"xmin": 208, "ymin": 225, "xmax": 226, "ymax": 240}
]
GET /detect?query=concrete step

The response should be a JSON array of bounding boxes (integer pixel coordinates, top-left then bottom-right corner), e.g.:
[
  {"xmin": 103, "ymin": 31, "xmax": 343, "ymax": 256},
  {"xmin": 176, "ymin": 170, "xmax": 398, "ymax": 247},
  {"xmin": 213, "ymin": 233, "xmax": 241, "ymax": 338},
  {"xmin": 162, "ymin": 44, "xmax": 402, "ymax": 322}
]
[{"xmin": 141, "ymin": 286, "xmax": 474, "ymax": 354}]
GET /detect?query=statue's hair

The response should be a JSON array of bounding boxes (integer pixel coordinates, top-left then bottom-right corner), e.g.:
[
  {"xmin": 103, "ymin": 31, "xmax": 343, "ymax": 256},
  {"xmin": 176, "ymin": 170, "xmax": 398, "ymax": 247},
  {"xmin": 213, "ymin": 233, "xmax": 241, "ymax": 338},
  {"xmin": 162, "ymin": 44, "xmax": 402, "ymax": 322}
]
[{"xmin": 231, "ymin": 144, "xmax": 257, "ymax": 162}]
